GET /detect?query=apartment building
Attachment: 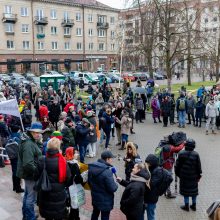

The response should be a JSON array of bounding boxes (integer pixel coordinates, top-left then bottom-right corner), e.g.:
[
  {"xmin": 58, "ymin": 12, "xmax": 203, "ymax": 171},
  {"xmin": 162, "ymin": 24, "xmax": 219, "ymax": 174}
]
[
  {"xmin": 119, "ymin": 0, "xmax": 220, "ymax": 72},
  {"xmin": 0, "ymin": 0, "xmax": 119, "ymax": 74}
]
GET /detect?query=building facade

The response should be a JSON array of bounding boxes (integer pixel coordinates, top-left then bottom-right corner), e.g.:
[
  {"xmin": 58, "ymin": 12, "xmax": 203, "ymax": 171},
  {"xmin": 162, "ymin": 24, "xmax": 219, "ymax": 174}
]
[{"xmin": 0, "ymin": 0, "xmax": 119, "ymax": 74}]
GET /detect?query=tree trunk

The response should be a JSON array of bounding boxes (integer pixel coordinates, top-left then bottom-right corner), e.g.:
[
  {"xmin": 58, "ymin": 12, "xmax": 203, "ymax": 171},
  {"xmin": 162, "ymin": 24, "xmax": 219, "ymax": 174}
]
[
  {"xmin": 147, "ymin": 51, "xmax": 153, "ymax": 78},
  {"xmin": 187, "ymin": 55, "xmax": 192, "ymax": 86},
  {"xmin": 216, "ymin": 39, "xmax": 220, "ymax": 82}
]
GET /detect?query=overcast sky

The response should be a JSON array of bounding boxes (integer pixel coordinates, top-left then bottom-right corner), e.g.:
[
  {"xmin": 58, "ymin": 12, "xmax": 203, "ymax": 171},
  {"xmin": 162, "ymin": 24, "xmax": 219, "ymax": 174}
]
[{"xmin": 98, "ymin": 0, "xmax": 127, "ymax": 9}]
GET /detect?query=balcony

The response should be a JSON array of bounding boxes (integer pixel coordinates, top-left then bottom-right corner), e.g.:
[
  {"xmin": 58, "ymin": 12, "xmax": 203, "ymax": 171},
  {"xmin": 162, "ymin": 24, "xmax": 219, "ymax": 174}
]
[
  {"xmin": 34, "ymin": 16, "xmax": 48, "ymax": 25},
  {"xmin": 37, "ymin": 33, "xmax": 45, "ymax": 39},
  {"xmin": 97, "ymin": 22, "xmax": 109, "ymax": 29},
  {"xmin": 5, "ymin": 30, "xmax": 14, "ymax": 35},
  {"xmin": 61, "ymin": 19, "xmax": 74, "ymax": 27},
  {"xmin": 64, "ymin": 33, "xmax": 71, "ymax": 38},
  {"xmin": 2, "ymin": 13, "xmax": 17, "ymax": 23}
]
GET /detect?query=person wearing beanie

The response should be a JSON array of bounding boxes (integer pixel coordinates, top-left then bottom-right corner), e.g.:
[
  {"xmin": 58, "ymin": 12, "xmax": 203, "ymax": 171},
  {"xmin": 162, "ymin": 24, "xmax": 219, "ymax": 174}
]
[
  {"xmin": 175, "ymin": 139, "xmax": 202, "ymax": 212},
  {"xmin": 117, "ymin": 163, "xmax": 150, "ymax": 220},
  {"xmin": 65, "ymin": 147, "xmax": 83, "ymax": 220}
]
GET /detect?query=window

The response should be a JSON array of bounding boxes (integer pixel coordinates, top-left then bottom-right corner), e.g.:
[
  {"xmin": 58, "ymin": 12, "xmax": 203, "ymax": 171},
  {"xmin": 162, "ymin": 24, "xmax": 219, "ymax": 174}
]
[
  {"xmin": 7, "ymin": 40, "xmax": 14, "ymax": 49},
  {"xmin": 213, "ymin": 17, "xmax": 217, "ymax": 22},
  {"xmin": 64, "ymin": 11, "xmax": 69, "ymax": 20},
  {"xmin": 37, "ymin": 25, "xmax": 44, "ymax": 34},
  {"xmin": 21, "ymin": 7, "xmax": 28, "ymax": 16},
  {"xmin": 23, "ymin": 41, "xmax": 30, "ymax": 50},
  {"xmin": 111, "ymin": 31, "xmax": 115, "ymax": 38},
  {"xmin": 64, "ymin": 27, "xmax": 71, "ymax": 35},
  {"xmin": 98, "ymin": 43, "xmax": 105, "ymax": 51},
  {"xmin": 111, "ymin": 43, "xmax": 115, "ymax": 51},
  {"xmin": 4, "ymin": 5, "xmax": 12, "ymax": 14},
  {"xmin": 37, "ymin": 42, "xmax": 44, "ymax": 50},
  {"xmin": 88, "ymin": 28, "xmax": 93, "ymax": 36},
  {"xmin": 89, "ymin": 43, "xmax": 93, "ymax": 50},
  {"xmin": 50, "ymin": 9, "xmax": 57, "ymax": 19},
  {"xmin": 77, "ymin": 42, "xmax": 82, "ymax": 50},
  {"xmin": 98, "ymin": 15, "xmax": 105, "ymax": 23},
  {"xmin": 64, "ymin": 42, "xmax": 70, "ymax": 50},
  {"xmin": 76, "ymin": 12, "xmax": 81, "ymax": 21},
  {"xmin": 88, "ymin": 14, "xmax": 93, "ymax": 22},
  {"xmin": 51, "ymin": 26, "xmax": 57, "ymax": 35},
  {"xmin": 76, "ymin": 28, "xmax": 82, "ymax": 36},
  {"xmin": 36, "ymin": 9, "xmax": 44, "ymax": 18},
  {"xmin": 5, "ymin": 23, "xmax": 13, "ymax": 32},
  {"xmin": 98, "ymin": 29, "xmax": 105, "ymax": 37},
  {"xmin": 110, "ymin": 17, "xmax": 115, "ymax": 24},
  {"xmin": 52, "ymin": 41, "xmax": 58, "ymax": 50},
  {"xmin": 204, "ymin": 18, "xmax": 208, "ymax": 23},
  {"xmin": 22, "ymin": 24, "xmax": 29, "ymax": 33}
]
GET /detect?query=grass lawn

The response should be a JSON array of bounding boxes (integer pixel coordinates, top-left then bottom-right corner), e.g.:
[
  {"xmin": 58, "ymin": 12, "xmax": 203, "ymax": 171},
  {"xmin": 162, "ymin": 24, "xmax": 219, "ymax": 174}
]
[{"xmin": 158, "ymin": 81, "xmax": 216, "ymax": 95}]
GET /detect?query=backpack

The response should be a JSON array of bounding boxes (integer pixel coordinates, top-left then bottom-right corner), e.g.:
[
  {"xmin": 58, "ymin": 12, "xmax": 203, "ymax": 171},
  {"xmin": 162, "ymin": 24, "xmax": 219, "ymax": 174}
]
[
  {"xmin": 179, "ymin": 98, "xmax": 186, "ymax": 110},
  {"xmin": 155, "ymin": 140, "xmax": 171, "ymax": 166},
  {"xmin": 156, "ymin": 167, "xmax": 173, "ymax": 196},
  {"xmin": 5, "ymin": 138, "xmax": 19, "ymax": 160},
  {"xmin": 22, "ymin": 108, "xmax": 32, "ymax": 125}
]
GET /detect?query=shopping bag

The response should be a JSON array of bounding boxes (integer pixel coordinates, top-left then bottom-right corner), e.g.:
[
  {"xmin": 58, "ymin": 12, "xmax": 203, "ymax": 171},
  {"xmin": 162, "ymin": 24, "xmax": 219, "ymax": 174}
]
[{"xmin": 69, "ymin": 183, "xmax": 85, "ymax": 209}]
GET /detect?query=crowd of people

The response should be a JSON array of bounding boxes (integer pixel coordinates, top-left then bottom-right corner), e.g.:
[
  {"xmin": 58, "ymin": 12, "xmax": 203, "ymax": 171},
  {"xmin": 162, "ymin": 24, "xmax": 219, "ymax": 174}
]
[{"xmin": 0, "ymin": 77, "xmax": 214, "ymax": 220}]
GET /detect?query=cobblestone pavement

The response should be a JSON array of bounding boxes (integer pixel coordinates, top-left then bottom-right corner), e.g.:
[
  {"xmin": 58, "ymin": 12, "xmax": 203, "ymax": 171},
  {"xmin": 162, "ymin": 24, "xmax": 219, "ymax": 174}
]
[{"xmin": 1, "ymin": 114, "xmax": 220, "ymax": 220}]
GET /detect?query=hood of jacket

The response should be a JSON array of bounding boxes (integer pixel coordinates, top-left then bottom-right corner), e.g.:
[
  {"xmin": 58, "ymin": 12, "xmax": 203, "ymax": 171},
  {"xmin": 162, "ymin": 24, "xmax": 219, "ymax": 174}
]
[
  {"xmin": 89, "ymin": 159, "xmax": 112, "ymax": 177},
  {"xmin": 145, "ymin": 154, "xmax": 159, "ymax": 170}
]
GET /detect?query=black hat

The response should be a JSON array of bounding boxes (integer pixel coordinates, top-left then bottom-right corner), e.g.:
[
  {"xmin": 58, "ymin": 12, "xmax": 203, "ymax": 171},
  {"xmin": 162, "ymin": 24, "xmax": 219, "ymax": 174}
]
[
  {"xmin": 145, "ymin": 154, "xmax": 159, "ymax": 167},
  {"xmin": 65, "ymin": 117, "xmax": 72, "ymax": 124},
  {"xmin": 185, "ymin": 138, "xmax": 195, "ymax": 149},
  {"xmin": 101, "ymin": 151, "xmax": 116, "ymax": 160}
]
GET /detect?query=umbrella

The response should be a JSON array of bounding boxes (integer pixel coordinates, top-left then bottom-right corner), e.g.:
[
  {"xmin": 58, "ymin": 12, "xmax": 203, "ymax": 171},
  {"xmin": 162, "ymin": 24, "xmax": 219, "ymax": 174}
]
[{"xmin": 132, "ymin": 87, "xmax": 146, "ymax": 94}]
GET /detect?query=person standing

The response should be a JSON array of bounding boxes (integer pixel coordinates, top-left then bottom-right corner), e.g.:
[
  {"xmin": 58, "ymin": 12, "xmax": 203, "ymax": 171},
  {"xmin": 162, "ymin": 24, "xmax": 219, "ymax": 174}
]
[
  {"xmin": 195, "ymin": 97, "xmax": 203, "ymax": 127},
  {"xmin": 151, "ymin": 95, "xmax": 161, "ymax": 123},
  {"xmin": 186, "ymin": 93, "xmax": 196, "ymax": 125},
  {"xmin": 170, "ymin": 94, "xmax": 176, "ymax": 125},
  {"xmin": 175, "ymin": 139, "xmax": 202, "ymax": 211},
  {"xmin": 16, "ymin": 122, "xmax": 43, "ymax": 220},
  {"xmin": 160, "ymin": 96, "xmax": 171, "ymax": 127},
  {"xmin": 176, "ymin": 93, "xmax": 187, "ymax": 128},
  {"xmin": 88, "ymin": 151, "xmax": 118, "ymax": 220},
  {"xmin": 205, "ymin": 96, "xmax": 218, "ymax": 135},
  {"xmin": 113, "ymin": 102, "xmax": 123, "ymax": 146},
  {"xmin": 135, "ymin": 93, "xmax": 144, "ymax": 123}
]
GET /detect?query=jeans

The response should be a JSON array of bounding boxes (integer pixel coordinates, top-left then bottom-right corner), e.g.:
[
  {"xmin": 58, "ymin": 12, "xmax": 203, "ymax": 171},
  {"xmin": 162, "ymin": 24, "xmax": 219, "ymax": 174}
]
[
  {"xmin": 87, "ymin": 142, "xmax": 97, "ymax": 157},
  {"xmin": 170, "ymin": 109, "xmax": 175, "ymax": 123},
  {"xmin": 100, "ymin": 129, "xmax": 104, "ymax": 145},
  {"xmin": 121, "ymin": 134, "xmax": 128, "ymax": 142},
  {"xmin": 116, "ymin": 127, "xmax": 121, "ymax": 143},
  {"xmin": 79, "ymin": 145, "xmax": 87, "ymax": 163},
  {"xmin": 184, "ymin": 196, "xmax": 197, "ymax": 204},
  {"xmin": 104, "ymin": 130, "xmax": 111, "ymax": 149},
  {"xmin": 91, "ymin": 206, "xmax": 110, "ymax": 220},
  {"xmin": 178, "ymin": 111, "xmax": 186, "ymax": 126},
  {"xmin": 141, "ymin": 203, "xmax": 156, "ymax": 220},
  {"xmin": 22, "ymin": 180, "xmax": 37, "ymax": 220}
]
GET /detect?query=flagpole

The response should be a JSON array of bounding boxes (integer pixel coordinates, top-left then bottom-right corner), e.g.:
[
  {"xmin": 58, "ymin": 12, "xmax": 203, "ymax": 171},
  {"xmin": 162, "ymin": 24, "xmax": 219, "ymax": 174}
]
[{"xmin": 15, "ymin": 99, "xmax": 25, "ymax": 132}]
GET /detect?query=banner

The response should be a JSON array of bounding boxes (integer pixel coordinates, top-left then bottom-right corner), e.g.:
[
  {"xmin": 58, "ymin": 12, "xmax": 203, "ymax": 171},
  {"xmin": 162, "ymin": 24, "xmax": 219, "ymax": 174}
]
[{"xmin": 0, "ymin": 99, "xmax": 20, "ymax": 117}]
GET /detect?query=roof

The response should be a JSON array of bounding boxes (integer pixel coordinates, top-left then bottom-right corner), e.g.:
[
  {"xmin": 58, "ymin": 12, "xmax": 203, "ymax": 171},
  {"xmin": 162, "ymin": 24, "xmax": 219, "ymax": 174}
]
[
  {"xmin": 40, "ymin": 74, "xmax": 65, "ymax": 78},
  {"xmin": 39, "ymin": 0, "xmax": 119, "ymax": 12}
]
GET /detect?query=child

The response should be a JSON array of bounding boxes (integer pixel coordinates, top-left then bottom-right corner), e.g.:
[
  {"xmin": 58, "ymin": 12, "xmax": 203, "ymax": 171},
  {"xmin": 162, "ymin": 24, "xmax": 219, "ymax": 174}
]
[{"xmin": 123, "ymin": 142, "xmax": 141, "ymax": 181}]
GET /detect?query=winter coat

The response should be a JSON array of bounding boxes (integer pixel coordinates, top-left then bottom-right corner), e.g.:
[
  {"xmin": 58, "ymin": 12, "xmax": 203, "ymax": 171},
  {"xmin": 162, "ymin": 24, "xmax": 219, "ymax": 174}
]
[
  {"xmin": 186, "ymin": 98, "xmax": 196, "ymax": 114},
  {"xmin": 37, "ymin": 149, "xmax": 71, "ymax": 219},
  {"xmin": 160, "ymin": 100, "xmax": 171, "ymax": 117},
  {"xmin": 113, "ymin": 108, "xmax": 123, "ymax": 128},
  {"xmin": 206, "ymin": 102, "xmax": 218, "ymax": 118},
  {"xmin": 87, "ymin": 116, "xmax": 97, "ymax": 143},
  {"xmin": 117, "ymin": 114, "xmax": 132, "ymax": 135},
  {"xmin": 120, "ymin": 170, "xmax": 150, "ymax": 219},
  {"xmin": 195, "ymin": 101, "xmax": 204, "ymax": 118},
  {"xmin": 17, "ymin": 133, "xmax": 42, "ymax": 180},
  {"xmin": 61, "ymin": 125, "xmax": 76, "ymax": 148},
  {"xmin": 102, "ymin": 112, "xmax": 114, "ymax": 133},
  {"xmin": 175, "ymin": 147, "xmax": 202, "ymax": 197},
  {"xmin": 88, "ymin": 159, "xmax": 118, "ymax": 211},
  {"xmin": 0, "ymin": 121, "xmax": 10, "ymax": 138},
  {"xmin": 151, "ymin": 98, "xmax": 160, "ymax": 118},
  {"xmin": 49, "ymin": 103, "xmax": 61, "ymax": 123},
  {"xmin": 135, "ymin": 98, "xmax": 144, "ymax": 110},
  {"xmin": 176, "ymin": 97, "xmax": 188, "ymax": 112},
  {"xmin": 75, "ymin": 122, "xmax": 90, "ymax": 146}
]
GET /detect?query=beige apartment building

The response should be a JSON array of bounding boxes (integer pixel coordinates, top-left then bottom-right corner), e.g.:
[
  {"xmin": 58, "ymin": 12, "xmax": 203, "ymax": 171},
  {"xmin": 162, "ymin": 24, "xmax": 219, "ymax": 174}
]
[{"xmin": 0, "ymin": 0, "xmax": 119, "ymax": 74}]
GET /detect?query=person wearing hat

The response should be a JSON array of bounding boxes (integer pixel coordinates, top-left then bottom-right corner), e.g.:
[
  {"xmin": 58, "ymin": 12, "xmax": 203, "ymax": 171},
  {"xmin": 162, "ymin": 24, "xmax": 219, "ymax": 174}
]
[
  {"xmin": 75, "ymin": 118, "xmax": 93, "ymax": 163},
  {"xmin": 88, "ymin": 151, "xmax": 118, "ymax": 220},
  {"xmin": 16, "ymin": 122, "xmax": 43, "ymax": 220},
  {"xmin": 205, "ymin": 96, "xmax": 218, "ymax": 135},
  {"xmin": 39, "ymin": 101, "xmax": 49, "ymax": 122},
  {"xmin": 175, "ymin": 139, "xmax": 202, "ymax": 212},
  {"xmin": 61, "ymin": 117, "xmax": 76, "ymax": 154}
]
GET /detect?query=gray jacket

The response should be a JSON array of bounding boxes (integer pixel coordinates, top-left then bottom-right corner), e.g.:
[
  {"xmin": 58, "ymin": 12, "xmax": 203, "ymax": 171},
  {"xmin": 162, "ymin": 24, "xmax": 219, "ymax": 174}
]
[{"xmin": 205, "ymin": 102, "xmax": 218, "ymax": 117}]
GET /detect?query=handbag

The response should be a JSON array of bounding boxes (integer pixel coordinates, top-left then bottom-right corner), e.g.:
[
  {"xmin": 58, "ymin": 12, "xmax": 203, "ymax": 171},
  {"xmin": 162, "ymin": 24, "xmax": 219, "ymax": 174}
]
[
  {"xmin": 34, "ymin": 157, "xmax": 52, "ymax": 192},
  {"xmin": 69, "ymin": 183, "xmax": 85, "ymax": 209}
]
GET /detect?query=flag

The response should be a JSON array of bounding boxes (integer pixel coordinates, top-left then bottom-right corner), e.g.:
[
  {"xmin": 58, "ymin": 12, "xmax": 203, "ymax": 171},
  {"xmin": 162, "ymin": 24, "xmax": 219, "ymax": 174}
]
[{"xmin": 0, "ymin": 99, "xmax": 20, "ymax": 117}]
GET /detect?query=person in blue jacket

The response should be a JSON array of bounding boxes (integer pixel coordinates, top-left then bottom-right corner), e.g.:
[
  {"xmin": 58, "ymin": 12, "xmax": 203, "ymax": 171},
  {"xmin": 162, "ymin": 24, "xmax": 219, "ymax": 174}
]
[{"xmin": 88, "ymin": 151, "xmax": 118, "ymax": 220}]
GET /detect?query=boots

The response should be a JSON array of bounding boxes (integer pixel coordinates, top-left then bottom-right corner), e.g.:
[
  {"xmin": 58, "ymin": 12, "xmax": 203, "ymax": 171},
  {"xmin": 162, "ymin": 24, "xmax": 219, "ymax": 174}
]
[
  {"xmin": 180, "ymin": 204, "xmax": 189, "ymax": 211},
  {"xmin": 119, "ymin": 141, "xmax": 126, "ymax": 150},
  {"xmin": 130, "ymin": 129, "xmax": 135, "ymax": 134},
  {"xmin": 190, "ymin": 203, "xmax": 196, "ymax": 211}
]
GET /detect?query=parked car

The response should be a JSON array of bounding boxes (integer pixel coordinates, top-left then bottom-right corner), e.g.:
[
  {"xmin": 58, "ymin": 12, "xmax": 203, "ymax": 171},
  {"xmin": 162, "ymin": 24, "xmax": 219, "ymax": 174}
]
[
  {"xmin": 0, "ymin": 74, "xmax": 11, "ymax": 82},
  {"xmin": 8, "ymin": 78, "xmax": 30, "ymax": 87},
  {"xmin": 96, "ymin": 73, "xmax": 112, "ymax": 83},
  {"xmin": 9, "ymin": 73, "xmax": 25, "ymax": 80},
  {"xmin": 31, "ymin": 76, "xmax": 40, "ymax": 85},
  {"xmin": 73, "ymin": 72, "xmax": 98, "ymax": 85},
  {"xmin": 121, "ymin": 72, "xmax": 136, "ymax": 82},
  {"xmin": 45, "ymin": 71, "xmax": 60, "ymax": 75},
  {"xmin": 107, "ymin": 73, "xmax": 124, "ymax": 83},
  {"xmin": 133, "ymin": 72, "xmax": 149, "ymax": 81},
  {"xmin": 156, "ymin": 70, "xmax": 167, "ymax": 79},
  {"xmin": 153, "ymin": 72, "xmax": 164, "ymax": 80}
]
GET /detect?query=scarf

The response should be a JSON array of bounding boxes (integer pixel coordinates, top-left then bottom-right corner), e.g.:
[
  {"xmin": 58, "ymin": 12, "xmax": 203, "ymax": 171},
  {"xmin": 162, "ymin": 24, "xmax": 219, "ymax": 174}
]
[
  {"xmin": 130, "ymin": 173, "xmax": 150, "ymax": 188},
  {"xmin": 46, "ymin": 152, "xmax": 67, "ymax": 183}
]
